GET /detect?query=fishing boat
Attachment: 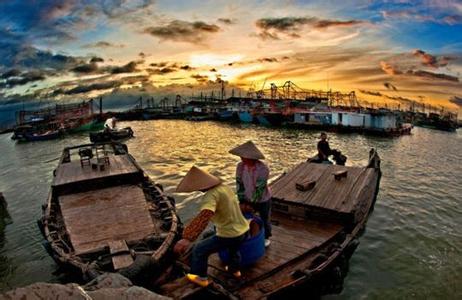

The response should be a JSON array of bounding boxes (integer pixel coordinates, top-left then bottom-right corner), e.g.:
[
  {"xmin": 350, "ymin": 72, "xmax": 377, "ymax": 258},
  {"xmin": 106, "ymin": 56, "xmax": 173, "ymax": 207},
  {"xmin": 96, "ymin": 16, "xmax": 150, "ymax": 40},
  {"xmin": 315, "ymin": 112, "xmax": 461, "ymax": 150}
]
[
  {"xmin": 89, "ymin": 127, "xmax": 134, "ymax": 143},
  {"xmin": 159, "ymin": 149, "xmax": 381, "ymax": 299},
  {"xmin": 38, "ymin": 142, "xmax": 180, "ymax": 282},
  {"xmin": 238, "ymin": 110, "xmax": 254, "ymax": 123},
  {"xmin": 12, "ymin": 121, "xmax": 63, "ymax": 142}
]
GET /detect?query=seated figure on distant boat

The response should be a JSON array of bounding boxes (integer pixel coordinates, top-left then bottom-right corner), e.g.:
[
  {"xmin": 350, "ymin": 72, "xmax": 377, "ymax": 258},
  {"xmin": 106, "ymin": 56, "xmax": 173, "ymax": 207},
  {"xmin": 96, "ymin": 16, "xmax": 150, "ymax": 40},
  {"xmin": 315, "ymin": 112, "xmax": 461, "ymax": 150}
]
[
  {"xmin": 309, "ymin": 132, "xmax": 347, "ymax": 165},
  {"xmin": 173, "ymin": 166, "xmax": 250, "ymax": 287},
  {"xmin": 104, "ymin": 117, "xmax": 117, "ymax": 132},
  {"xmin": 317, "ymin": 132, "xmax": 332, "ymax": 162},
  {"xmin": 229, "ymin": 141, "xmax": 272, "ymax": 248}
]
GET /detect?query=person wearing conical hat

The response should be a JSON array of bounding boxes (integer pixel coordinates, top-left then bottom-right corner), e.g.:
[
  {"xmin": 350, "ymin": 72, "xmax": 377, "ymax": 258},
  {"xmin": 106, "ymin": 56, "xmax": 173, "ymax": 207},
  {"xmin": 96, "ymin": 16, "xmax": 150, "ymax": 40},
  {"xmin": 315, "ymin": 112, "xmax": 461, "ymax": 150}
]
[
  {"xmin": 173, "ymin": 166, "xmax": 249, "ymax": 287},
  {"xmin": 229, "ymin": 141, "xmax": 272, "ymax": 247}
]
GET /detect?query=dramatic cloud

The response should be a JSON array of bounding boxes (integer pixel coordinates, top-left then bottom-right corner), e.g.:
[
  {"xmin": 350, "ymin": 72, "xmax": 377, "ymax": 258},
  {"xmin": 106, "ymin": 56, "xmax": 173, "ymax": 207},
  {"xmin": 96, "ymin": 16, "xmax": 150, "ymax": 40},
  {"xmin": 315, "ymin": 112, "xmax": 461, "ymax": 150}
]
[
  {"xmin": 412, "ymin": 49, "xmax": 450, "ymax": 68},
  {"xmin": 191, "ymin": 74, "xmax": 209, "ymax": 83},
  {"xmin": 64, "ymin": 81, "xmax": 122, "ymax": 95},
  {"xmin": 147, "ymin": 67, "xmax": 177, "ymax": 75},
  {"xmin": 1, "ymin": 69, "xmax": 21, "ymax": 79},
  {"xmin": 109, "ymin": 61, "xmax": 141, "ymax": 74},
  {"xmin": 449, "ymin": 96, "xmax": 462, "ymax": 107},
  {"xmin": 407, "ymin": 70, "xmax": 459, "ymax": 82},
  {"xmin": 90, "ymin": 57, "xmax": 104, "ymax": 63},
  {"xmin": 82, "ymin": 41, "xmax": 125, "ymax": 48},
  {"xmin": 380, "ymin": 61, "xmax": 402, "ymax": 75},
  {"xmin": 144, "ymin": 20, "xmax": 221, "ymax": 43},
  {"xmin": 0, "ymin": 70, "xmax": 46, "ymax": 88},
  {"xmin": 255, "ymin": 17, "xmax": 366, "ymax": 40},
  {"xmin": 180, "ymin": 65, "xmax": 194, "ymax": 71},
  {"xmin": 384, "ymin": 82, "xmax": 398, "ymax": 91},
  {"xmin": 71, "ymin": 63, "xmax": 99, "ymax": 74}
]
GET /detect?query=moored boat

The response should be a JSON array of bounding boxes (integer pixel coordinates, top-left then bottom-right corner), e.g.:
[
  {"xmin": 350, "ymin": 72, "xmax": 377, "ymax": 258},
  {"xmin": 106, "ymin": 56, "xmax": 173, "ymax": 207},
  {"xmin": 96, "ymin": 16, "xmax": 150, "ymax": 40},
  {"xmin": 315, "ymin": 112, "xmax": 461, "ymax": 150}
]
[
  {"xmin": 238, "ymin": 111, "xmax": 254, "ymax": 123},
  {"xmin": 89, "ymin": 127, "xmax": 134, "ymax": 143},
  {"xmin": 38, "ymin": 142, "xmax": 180, "ymax": 282},
  {"xmin": 159, "ymin": 149, "xmax": 381, "ymax": 299}
]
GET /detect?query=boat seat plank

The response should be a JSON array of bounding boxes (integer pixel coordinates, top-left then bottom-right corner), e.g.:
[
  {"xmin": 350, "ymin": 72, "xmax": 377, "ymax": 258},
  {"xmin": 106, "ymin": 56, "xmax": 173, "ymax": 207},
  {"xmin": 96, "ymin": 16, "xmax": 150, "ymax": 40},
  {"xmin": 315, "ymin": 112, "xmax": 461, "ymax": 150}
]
[
  {"xmin": 207, "ymin": 211, "xmax": 343, "ymax": 289},
  {"xmin": 53, "ymin": 154, "xmax": 139, "ymax": 186},
  {"xmin": 59, "ymin": 185, "xmax": 156, "ymax": 255},
  {"xmin": 108, "ymin": 240, "xmax": 134, "ymax": 270}
]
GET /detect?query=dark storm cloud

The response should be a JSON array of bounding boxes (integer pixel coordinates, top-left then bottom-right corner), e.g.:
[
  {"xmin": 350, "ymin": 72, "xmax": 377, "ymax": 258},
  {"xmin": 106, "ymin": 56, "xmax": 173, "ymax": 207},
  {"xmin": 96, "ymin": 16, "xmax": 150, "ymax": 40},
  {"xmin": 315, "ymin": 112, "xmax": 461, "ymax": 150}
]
[
  {"xmin": 255, "ymin": 17, "xmax": 365, "ymax": 39},
  {"xmin": 71, "ymin": 63, "xmax": 99, "ymax": 74},
  {"xmin": 90, "ymin": 57, "xmax": 104, "ymax": 63},
  {"xmin": 109, "ymin": 61, "xmax": 141, "ymax": 74},
  {"xmin": 144, "ymin": 20, "xmax": 221, "ymax": 43},
  {"xmin": 64, "ymin": 80, "xmax": 121, "ymax": 95},
  {"xmin": 0, "ymin": 70, "xmax": 46, "ymax": 88},
  {"xmin": 1, "ymin": 69, "xmax": 22, "ymax": 79}
]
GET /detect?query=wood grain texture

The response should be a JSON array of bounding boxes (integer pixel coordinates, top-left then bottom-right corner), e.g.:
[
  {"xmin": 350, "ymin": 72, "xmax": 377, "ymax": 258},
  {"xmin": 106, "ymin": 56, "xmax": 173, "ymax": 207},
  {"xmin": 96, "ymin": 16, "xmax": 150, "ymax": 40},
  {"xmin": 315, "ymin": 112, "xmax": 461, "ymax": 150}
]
[
  {"xmin": 59, "ymin": 185, "xmax": 155, "ymax": 255},
  {"xmin": 108, "ymin": 240, "xmax": 133, "ymax": 270},
  {"xmin": 53, "ymin": 154, "xmax": 139, "ymax": 187}
]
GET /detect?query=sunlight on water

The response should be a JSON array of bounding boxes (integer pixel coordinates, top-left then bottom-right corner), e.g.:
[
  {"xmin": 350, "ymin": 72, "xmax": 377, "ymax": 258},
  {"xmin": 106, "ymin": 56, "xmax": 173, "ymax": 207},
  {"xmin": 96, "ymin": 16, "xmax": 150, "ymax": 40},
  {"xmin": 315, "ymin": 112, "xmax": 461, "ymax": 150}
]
[{"xmin": 0, "ymin": 120, "xmax": 461, "ymax": 298}]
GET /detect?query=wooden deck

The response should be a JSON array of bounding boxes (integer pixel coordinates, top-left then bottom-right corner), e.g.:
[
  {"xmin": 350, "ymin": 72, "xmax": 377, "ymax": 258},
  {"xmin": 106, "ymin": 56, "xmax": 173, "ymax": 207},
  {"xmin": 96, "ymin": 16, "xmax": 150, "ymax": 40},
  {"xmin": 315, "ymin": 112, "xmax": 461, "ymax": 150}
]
[
  {"xmin": 59, "ymin": 185, "xmax": 157, "ymax": 255},
  {"xmin": 207, "ymin": 211, "xmax": 343, "ymax": 290},
  {"xmin": 271, "ymin": 162, "xmax": 376, "ymax": 214},
  {"xmin": 53, "ymin": 154, "xmax": 139, "ymax": 187}
]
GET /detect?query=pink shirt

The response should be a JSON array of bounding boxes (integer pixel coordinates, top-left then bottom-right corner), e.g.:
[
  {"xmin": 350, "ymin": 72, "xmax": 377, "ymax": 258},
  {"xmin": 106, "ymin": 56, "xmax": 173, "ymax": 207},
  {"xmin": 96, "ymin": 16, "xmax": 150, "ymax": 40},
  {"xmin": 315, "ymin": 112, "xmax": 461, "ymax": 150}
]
[{"xmin": 236, "ymin": 160, "xmax": 271, "ymax": 203}]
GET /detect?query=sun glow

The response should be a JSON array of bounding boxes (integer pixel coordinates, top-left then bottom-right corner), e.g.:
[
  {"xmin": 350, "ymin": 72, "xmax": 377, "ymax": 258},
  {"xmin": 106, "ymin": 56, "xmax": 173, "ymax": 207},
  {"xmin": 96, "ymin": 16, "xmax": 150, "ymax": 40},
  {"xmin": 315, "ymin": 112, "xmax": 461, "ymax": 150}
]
[{"xmin": 189, "ymin": 54, "xmax": 243, "ymax": 67}]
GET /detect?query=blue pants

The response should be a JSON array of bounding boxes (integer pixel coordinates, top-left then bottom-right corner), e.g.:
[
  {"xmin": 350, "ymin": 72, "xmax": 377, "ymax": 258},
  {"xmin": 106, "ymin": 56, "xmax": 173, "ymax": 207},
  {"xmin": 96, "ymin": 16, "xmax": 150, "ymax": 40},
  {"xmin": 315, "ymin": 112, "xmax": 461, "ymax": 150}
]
[
  {"xmin": 190, "ymin": 232, "xmax": 247, "ymax": 277},
  {"xmin": 254, "ymin": 200, "xmax": 272, "ymax": 239}
]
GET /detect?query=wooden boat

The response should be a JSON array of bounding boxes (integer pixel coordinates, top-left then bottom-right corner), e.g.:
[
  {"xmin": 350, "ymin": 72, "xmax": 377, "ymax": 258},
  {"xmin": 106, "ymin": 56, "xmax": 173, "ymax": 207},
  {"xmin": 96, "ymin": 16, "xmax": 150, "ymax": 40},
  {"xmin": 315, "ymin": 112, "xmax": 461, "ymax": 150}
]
[
  {"xmin": 23, "ymin": 129, "xmax": 62, "ymax": 141},
  {"xmin": 89, "ymin": 127, "xmax": 134, "ymax": 143},
  {"xmin": 159, "ymin": 149, "xmax": 381, "ymax": 299},
  {"xmin": 38, "ymin": 142, "xmax": 180, "ymax": 282}
]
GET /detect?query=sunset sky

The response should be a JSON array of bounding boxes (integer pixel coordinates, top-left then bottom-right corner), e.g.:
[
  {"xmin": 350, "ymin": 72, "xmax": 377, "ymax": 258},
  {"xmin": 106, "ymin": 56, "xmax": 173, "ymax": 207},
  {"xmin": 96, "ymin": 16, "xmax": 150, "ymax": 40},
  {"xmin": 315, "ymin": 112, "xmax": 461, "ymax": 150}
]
[{"xmin": 0, "ymin": 0, "xmax": 461, "ymax": 112}]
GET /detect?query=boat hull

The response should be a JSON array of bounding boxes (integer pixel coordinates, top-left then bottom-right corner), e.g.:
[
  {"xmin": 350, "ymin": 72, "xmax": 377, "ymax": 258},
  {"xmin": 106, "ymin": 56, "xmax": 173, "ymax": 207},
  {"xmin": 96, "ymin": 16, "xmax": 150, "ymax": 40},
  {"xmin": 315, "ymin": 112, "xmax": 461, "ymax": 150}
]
[
  {"xmin": 39, "ymin": 142, "xmax": 180, "ymax": 282},
  {"xmin": 238, "ymin": 111, "xmax": 253, "ymax": 123}
]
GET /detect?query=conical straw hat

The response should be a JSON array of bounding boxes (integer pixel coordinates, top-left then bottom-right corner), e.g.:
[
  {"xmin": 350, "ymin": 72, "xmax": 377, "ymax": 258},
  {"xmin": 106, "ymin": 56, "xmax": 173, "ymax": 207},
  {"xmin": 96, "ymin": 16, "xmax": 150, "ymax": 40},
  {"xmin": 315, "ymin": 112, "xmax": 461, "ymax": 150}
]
[
  {"xmin": 229, "ymin": 141, "xmax": 265, "ymax": 160},
  {"xmin": 176, "ymin": 166, "xmax": 222, "ymax": 192}
]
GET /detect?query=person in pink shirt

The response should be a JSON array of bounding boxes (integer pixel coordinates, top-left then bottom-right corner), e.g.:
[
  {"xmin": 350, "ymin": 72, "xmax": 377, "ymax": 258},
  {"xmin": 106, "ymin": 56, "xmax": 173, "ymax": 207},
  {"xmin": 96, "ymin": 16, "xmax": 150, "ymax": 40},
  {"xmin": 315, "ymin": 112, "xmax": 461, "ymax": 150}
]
[{"xmin": 229, "ymin": 141, "xmax": 272, "ymax": 247}]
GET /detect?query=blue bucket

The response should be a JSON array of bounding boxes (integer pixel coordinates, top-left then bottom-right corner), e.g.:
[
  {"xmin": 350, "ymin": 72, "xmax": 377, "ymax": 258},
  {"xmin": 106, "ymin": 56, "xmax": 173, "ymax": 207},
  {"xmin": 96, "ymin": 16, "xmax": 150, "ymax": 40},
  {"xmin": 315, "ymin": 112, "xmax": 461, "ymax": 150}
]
[{"xmin": 218, "ymin": 215, "xmax": 265, "ymax": 266}]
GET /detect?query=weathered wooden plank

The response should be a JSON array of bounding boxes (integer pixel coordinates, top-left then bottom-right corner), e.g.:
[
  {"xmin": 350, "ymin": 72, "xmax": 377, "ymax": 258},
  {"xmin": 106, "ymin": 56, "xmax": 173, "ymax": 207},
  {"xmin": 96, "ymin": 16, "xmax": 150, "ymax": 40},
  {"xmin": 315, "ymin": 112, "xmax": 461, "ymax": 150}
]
[
  {"xmin": 53, "ymin": 154, "xmax": 139, "ymax": 186},
  {"xmin": 108, "ymin": 240, "xmax": 134, "ymax": 270},
  {"xmin": 59, "ymin": 185, "xmax": 155, "ymax": 255}
]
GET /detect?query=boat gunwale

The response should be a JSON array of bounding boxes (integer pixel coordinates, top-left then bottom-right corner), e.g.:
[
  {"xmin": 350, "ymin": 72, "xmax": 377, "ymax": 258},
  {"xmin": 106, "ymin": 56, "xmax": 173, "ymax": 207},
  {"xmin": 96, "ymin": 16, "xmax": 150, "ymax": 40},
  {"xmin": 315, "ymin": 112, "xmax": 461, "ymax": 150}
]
[{"xmin": 41, "ymin": 142, "xmax": 181, "ymax": 280}]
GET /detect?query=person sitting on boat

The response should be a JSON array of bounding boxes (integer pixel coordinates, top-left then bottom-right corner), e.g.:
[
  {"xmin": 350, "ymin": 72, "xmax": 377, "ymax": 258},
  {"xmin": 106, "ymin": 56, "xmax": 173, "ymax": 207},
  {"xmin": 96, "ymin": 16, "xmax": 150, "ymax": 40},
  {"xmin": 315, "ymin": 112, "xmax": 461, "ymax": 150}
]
[
  {"xmin": 173, "ymin": 166, "xmax": 250, "ymax": 287},
  {"xmin": 317, "ymin": 132, "xmax": 332, "ymax": 162},
  {"xmin": 229, "ymin": 141, "xmax": 272, "ymax": 248},
  {"xmin": 103, "ymin": 117, "xmax": 117, "ymax": 132}
]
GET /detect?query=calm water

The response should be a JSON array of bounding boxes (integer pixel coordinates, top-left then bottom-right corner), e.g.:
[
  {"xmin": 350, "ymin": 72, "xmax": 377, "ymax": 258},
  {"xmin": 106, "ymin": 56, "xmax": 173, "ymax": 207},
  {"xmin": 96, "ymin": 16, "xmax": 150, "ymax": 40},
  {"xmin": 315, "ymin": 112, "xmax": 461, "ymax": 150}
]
[{"xmin": 0, "ymin": 120, "xmax": 461, "ymax": 299}]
